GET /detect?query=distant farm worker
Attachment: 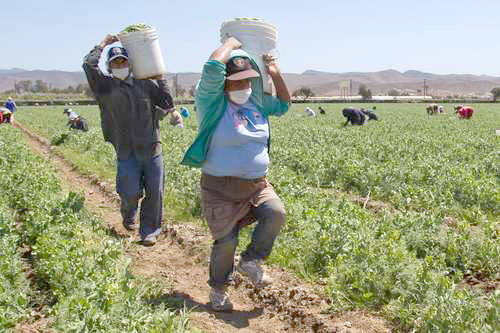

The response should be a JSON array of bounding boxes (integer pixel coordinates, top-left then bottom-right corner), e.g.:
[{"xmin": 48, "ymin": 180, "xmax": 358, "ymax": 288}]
[
  {"xmin": 180, "ymin": 106, "xmax": 190, "ymax": 118},
  {"xmin": 63, "ymin": 108, "xmax": 88, "ymax": 131},
  {"xmin": 426, "ymin": 103, "xmax": 440, "ymax": 115},
  {"xmin": 361, "ymin": 108, "xmax": 379, "ymax": 121},
  {"xmin": 342, "ymin": 107, "xmax": 366, "ymax": 126},
  {"xmin": 169, "ymin": 110, "xmax": 184, "ymax": 128},
  {"xmin": 0, "ymin": 107, "xmax": 11, "ymax": 123},
  {"xmin": 4, "ymin": 97, "xmax": 17, "ymax": 123},
  {"xmin": 454, "ymin": 105, "xmax": 474, "ymax": 119},
  {"xmin": 304, "ymin": 107, "xmax": 316, "ymax": 117},
  {"xmin": 83, "ymin": 34, "xmax": 175, "ymax": 246},
  {"xmin": 318, "ymin": 106, "xmax": 326, "ymax": 115},
  {"xmin": 181, "ymin": 36, "xmax": 290, "ymax": 312},
  {"xmin": 438, "ymin": 105, "xmax": 444, "ymax": 113}
]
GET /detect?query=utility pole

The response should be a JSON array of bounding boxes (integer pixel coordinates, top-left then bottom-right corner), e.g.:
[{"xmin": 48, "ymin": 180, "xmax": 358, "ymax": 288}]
[
  {"xmin": 173, "ymin": 74, "xmax": 178, "ymax": 97},
  {"xmin": 423, "ymin": 79, "xmax": 429, "ymax": 97}
]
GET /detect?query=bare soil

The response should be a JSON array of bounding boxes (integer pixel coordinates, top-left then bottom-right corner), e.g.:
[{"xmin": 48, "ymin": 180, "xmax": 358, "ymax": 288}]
[{"xmin": 16, "ymin": 123, "xmax": 394, "ymax": 333}]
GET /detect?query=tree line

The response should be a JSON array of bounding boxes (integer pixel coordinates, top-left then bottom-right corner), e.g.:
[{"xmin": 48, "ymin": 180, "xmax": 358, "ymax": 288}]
[
  {"xmin": 4, "ymin": 80, "xmax": 93, "ymax": 97},
  {"xmin": 292, "ymin": 85, "xmax": 500, "ymax": 101},
  {"xmin": 6, "ymin": 79, "xmax": 500, "ymax": 101},
  {"xmin": 292, "ymin": 84, "xmax": 373, "ymax": 99}
]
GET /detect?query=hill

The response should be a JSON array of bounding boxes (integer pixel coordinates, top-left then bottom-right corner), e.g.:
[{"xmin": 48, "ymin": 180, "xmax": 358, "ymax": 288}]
[{"xmin": 2, "ymin": 68, "xmax": 500, "ymax": 97}]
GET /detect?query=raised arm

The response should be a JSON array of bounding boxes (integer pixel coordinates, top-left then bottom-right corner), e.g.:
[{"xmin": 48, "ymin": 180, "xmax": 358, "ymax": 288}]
[
  {"xmin": 82, "ymin": 34, "xmax": 117, "ymax": 94},
  {"xmin": 194, "ymin": 37, "xmax": 243, "ymax": 124},
  {"xmin": 263, "ymin": 54, "xmax": 291, "ymax": 103},
  {"xmin": 210, "ymin": 37, "xmax": 242, "ymax": 63},
  {"xmin": 261, "ymin": 54, "xmax": 291, "ymax": 117}
]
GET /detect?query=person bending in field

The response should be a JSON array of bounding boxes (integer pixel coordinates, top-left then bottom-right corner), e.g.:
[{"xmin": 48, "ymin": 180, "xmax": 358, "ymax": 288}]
[
  {"xmin": 83, "ymin": 34, "xmax": 175, "ymax": 246},
  {"xmin": 361, "ymin": 108, "xmax": 379, "ymax": 121},
  {"xmin": 4, "ymin": 97, "xmax": 17, "ymax": 123},
  {"xmin": 63, "ymin": 108, "xmax": 88, "ymax": 131},
  {"xmin": 454, "ymin": 105, "xmax": 474, "ymax": 119},
  {"xmin": 318, "ymin": 106, "xmax": 326, "ymax": 115},
  {"xmin": 181, "ymin": 36, "xmax": 290, "ymax": 312},
  {"xmin": 342, "ymin": 107, "xmax": 366, "ymax": 126},
  {"xmin": 180, "ymin": 106, "xmax": 190, "ymax": 118},
  {"xmin": 426, "ymin": 103, "xmax": 441, "ymax": 115},
  {"xmin": 304, "ymin": 107, "xmax": 316, "ymax": 117},
  {"xmin": 0, "ymin": 107, "xmax": 12, "ymax": 124}
]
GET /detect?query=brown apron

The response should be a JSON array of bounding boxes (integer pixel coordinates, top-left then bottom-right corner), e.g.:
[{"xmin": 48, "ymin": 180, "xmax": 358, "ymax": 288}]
[{"xmin": 201, "ymin": 173, "xmax": 279, "ymax": 240}]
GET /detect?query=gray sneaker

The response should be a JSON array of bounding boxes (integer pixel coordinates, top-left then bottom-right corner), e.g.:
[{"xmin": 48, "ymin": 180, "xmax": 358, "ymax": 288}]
[
  {"xmin": 237, "ymin": 259, "xmax": 272, "ymax": 288},
  {"xmin": 141, "ymin": 234, "xmax": 157, "ymax": 246},
  {"xmin": 209, "ymin": 288, "xmax": 233, "ymax": 312}
]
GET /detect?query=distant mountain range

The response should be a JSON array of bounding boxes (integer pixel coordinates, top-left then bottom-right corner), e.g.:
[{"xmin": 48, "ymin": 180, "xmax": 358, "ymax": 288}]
[{"xmin": 2, "ymin": 68, "xmax": 500, "ymax": 97}]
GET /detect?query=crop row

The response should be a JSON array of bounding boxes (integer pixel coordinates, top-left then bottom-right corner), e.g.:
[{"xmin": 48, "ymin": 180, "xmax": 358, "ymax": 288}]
[
  {"xmin": 0, "ymin": 125, "xmax": 192, "ymax": 332},
  {"xmin": 0, "ymin": 203, "xmax": 31, "ymax": 330},
  {"xmin": 14, "ymin": 104, "xmax": 500, "ymax": 332}
]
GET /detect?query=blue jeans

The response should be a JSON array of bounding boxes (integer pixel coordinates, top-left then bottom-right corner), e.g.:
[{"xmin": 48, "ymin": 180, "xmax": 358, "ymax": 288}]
[
  {"xmin": 116, "ymin": 153, "xmax": 164, "ymax": 239},
  {"xmin": 208, "ymin": 198, "xmax": 285, "ymax": 289}
]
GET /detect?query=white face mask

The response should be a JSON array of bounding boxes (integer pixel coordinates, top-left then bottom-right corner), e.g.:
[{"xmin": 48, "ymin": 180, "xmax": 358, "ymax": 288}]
[
  {"xmin": 228, "ymin": 88, "xmax": 252, "ymax": 105},
  {"xmin": 111, "ymin": 67, "xmax": 130, "ymax": 80}
]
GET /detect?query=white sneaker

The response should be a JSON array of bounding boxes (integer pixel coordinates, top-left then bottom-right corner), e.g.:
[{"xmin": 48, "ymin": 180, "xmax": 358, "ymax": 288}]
[
  {"xmin": 209, "ymin": 288, "xmax": 233, "ymax": 312},
  {"xmin": 237, "ymin": 259, "xmax": 272, "ymax": 288},
  {"xmin": 141, "ymin": 234, "xmax": 157, "ymax": 246}
]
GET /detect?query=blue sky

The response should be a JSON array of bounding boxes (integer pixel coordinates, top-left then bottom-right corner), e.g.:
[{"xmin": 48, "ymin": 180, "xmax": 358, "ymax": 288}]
[{"xmin": 3, "ymin": 0, "xmax": 500, "ymax": 75}]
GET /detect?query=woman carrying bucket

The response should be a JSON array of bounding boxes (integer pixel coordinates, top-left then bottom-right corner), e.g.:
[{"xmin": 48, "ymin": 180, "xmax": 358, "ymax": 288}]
[{"xmin": 181, "ymin": 36, "xmax": 291, "ymax": 312}]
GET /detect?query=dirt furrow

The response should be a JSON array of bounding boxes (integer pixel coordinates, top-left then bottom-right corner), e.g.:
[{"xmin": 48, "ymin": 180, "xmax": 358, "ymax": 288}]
[{"xmin": 16, "ymin": 123, "xmax": 392, "ymax": 333}]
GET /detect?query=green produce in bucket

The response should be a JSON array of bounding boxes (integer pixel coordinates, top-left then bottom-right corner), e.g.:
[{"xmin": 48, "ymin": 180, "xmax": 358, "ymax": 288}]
[
  {"xmin": 118, "ymin": 23, "xmax": 166, "ymax": 79},
  {"xmin": 121, "ymin": 23, "xmax": 152, "ymax": 33}
]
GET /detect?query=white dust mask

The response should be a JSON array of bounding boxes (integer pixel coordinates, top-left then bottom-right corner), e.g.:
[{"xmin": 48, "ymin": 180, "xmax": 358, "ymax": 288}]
[
  {"xmin": 228, "ymin": 88, "xmax": 252, "ymax": 105},
  {"xmin": 111, "ymin": 67, "xmax": 130, "ymax": 80}
]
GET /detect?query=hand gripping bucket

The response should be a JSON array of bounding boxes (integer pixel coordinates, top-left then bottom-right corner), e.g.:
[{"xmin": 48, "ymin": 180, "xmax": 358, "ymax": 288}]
[
  {"xmin": 220, "ymin": 18, "xmax": 278, "ymax": 94},
  {"xmin": 118, "ymin": 28, "xmax": 166, "ymax": 79}
]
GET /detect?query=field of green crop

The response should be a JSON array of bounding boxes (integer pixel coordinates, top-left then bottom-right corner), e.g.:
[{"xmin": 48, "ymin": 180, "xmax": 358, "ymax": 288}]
[
  {"xmin": 14, "ymin": 103, "xmax": 500, "ymax": 332},
  {"xmin": 0, "ymin": 126, "xmax": 192, "ymax": 331}
]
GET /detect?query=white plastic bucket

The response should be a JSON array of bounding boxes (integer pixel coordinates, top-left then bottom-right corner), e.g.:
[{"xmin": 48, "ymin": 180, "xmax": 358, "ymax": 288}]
[
  {"xmin": 118, "ymin": 28, "xmax": 166, "ymax": 79},
  {"xmin": 221, "ymin": 18, "xmax": 278, "ymax": 94}
]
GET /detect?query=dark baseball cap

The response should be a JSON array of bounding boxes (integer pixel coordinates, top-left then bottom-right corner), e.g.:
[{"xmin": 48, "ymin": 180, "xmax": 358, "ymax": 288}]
[
  {"xmin": 107, "ymin": 47, "xmax": 129, "ymax": 62},
  {"xmin": 226, "ymin": 56, "xmax": 260, "ymax": 81}
]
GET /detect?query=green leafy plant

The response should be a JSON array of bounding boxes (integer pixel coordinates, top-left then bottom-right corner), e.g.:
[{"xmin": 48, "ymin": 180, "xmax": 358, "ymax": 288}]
[{"xmin": 121, "ymin": 23, "xmax": 152, "ymax": 33}]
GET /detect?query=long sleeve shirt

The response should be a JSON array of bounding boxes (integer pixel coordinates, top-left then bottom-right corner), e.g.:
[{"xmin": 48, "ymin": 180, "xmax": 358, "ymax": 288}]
[
  {"xmin": 82, "ymin": 46, "xmax": 174, "ymax": 160},
  {"xmin": 181, "ymin": 50, "xmax": 290, "ymax": 167},
  {"xmin": 4, "ymin": 101, "xmax": 16, "ymax": 112}
]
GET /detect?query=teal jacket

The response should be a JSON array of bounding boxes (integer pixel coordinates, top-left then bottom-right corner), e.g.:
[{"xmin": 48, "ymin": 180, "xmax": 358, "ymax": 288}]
[{"xmin": 181, "ymin": 50, "xmax": 290, "ymax": 167}]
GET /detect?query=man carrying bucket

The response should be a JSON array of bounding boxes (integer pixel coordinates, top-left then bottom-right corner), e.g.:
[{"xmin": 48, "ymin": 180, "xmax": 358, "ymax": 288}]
[
  {"xmin": 182, "ymin": 36, "xmax": 291, "ymax": 312},
  {"xmin": 83, "ymin": 34, "xmax": 175, "ymax": 246}
]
